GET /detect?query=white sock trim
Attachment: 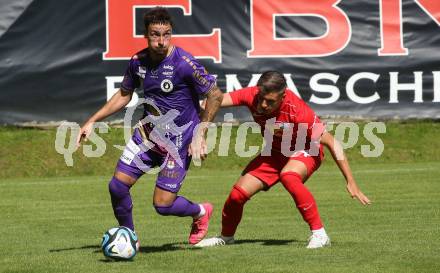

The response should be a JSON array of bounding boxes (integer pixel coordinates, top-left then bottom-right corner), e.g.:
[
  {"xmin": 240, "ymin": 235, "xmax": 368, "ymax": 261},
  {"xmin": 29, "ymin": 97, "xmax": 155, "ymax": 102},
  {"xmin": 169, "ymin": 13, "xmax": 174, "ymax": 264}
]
[{"xmin": 195, "ymin": 204, "xmax": 206, "ymax": 219}]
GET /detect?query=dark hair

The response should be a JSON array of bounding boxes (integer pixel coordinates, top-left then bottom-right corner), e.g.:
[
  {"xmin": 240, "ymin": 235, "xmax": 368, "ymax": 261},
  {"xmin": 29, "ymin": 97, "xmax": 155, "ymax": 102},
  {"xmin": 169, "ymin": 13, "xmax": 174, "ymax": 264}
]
[
  {"xmin": 143, "ymin": 7, "xmax": 173, "ymax": 31},
  {"xmin": 257, "ymin": 71, "xmax": 287, "ymax": 94}
]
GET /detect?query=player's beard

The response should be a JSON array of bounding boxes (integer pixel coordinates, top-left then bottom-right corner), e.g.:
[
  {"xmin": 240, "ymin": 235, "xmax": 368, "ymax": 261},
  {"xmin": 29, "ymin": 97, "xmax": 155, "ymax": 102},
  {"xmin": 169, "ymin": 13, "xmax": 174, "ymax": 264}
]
[
  {"xmin": 257, "ymin": 106, "xmax": 271, "ymax": 116},
  {"xmin": 150, "ymin": 46, "xmax": 168, "ymax": 60},
  {"xmin": 257, "ymin": 106, "xmax": 279, "ymax": 117},
  {"xmin": 155, "ymin": 47, "xmax": 167, "ymax": 56}
]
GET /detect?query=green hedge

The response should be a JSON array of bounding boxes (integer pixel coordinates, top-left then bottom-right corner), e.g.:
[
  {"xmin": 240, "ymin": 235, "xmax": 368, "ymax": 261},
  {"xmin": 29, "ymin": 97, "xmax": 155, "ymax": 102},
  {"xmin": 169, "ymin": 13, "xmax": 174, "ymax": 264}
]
[{"xmin": 1, "ymin": 121, "xmax": 439, "ymax": 179}]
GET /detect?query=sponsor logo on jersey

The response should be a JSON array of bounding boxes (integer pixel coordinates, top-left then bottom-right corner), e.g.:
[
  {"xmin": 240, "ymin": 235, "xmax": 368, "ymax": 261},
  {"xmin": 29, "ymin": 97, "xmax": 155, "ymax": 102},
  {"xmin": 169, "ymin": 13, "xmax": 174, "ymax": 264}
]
[
  {"xmin": 136, "ymin": 66, "xmax": 146, "ymax": 79},
  {"xmin": 162, "ymin": 71, "xmax": 174, "ymax": 77},
  {"xmin": 120, "ymin": 139, "xmax": 140, "ymax": 164},
  {"xmin": 150, "ymin": 68, "xmax": 159, "ymax": 79},
  {"xmin": 164, "ymin": 183, "xmax": 178, "ymax": 189},
  {"xmin": 175, "ymin": 134, "xmax": 183, "ymax": 148},
  {"xmin": 192, "ymin": 69, "xmax": 210, "ymax": 87},
  {"xmin": 160, "ymin": 170, "xmax": 179, "ymax": 179},
  {"xmin": 163, "ymin": 65, "xmax": 174, "ymax": 70},
  {"xmin": 120, "ymin": 151, "xmax": 134, "ymax": 164}
]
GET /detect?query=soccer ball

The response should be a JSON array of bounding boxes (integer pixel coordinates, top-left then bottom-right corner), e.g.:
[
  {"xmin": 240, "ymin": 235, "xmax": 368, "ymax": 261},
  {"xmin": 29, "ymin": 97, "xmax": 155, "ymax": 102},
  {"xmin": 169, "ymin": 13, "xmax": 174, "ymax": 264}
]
[{"xmin": 101, "ymin": 226, "xmax": 138, "ymax": 260}]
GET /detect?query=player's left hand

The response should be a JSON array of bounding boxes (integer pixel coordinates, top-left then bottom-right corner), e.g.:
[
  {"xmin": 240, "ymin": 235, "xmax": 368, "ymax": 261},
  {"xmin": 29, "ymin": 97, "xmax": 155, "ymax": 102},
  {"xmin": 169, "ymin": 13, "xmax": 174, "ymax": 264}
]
[
  {"xmin": 189, "ymin": 132, "xmax": 207, "ymax": 166},
  {"xmin": 346, "ymin": 181, "xmax": 371, "ymax": 205}
]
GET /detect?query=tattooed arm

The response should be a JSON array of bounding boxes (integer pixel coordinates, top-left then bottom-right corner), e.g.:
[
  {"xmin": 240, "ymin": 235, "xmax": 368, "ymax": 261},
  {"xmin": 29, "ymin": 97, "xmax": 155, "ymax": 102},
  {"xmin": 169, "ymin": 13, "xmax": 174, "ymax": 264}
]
[
  {"xmin": 200, "ymin": 86, "xmax": 223, "ymax": 126},
  {"xmin": 190, "ymin": 86, "xmax": 223, "ymax": 164}
]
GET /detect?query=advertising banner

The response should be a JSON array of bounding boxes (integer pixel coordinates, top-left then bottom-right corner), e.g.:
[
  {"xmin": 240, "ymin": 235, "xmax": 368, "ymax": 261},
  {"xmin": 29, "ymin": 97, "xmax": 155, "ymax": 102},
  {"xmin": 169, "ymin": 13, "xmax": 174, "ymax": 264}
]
[{"xmin": 1, "ymin": 0, "xmax": 439, "ymax": 124}]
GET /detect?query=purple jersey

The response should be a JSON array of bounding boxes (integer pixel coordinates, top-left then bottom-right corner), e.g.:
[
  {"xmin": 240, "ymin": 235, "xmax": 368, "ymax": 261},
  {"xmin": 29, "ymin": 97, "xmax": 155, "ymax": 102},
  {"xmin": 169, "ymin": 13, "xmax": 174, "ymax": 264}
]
[
  {"xmin": 121, "ymin": 46, "xmax": 216, "ymax": 128},
  {"xmin": 116, "ymin": 46, "xmax": 216, "ymax": 192}
]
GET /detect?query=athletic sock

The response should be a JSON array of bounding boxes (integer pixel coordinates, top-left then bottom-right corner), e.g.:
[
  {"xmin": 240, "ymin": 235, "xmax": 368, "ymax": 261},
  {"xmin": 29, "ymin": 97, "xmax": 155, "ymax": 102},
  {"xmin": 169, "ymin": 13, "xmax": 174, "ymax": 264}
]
[
  {"xmin": 221, "ymin": 185, "xmax": 250, "ymax": 237},
  {"xmin": 280, "ymin": 171, "xmax": 323, "ymax": 231},
  {"xmin": 154, "ymin": 196, "xmax": 201, "ymax": 217},
  {"xmin": 312, "ymin": 227, "xmax": 327, "ymax": 237},
  {"xmin": 108, "ymin": 176, "xmax": 134, "ymax": 230}
]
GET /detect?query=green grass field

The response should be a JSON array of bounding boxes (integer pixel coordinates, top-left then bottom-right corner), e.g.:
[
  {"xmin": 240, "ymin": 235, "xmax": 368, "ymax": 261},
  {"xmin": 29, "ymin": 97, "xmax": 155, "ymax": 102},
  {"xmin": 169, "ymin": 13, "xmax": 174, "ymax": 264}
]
[{"xmin": 1, "ymin": 122, "xmax": 440, "ymax": 273}]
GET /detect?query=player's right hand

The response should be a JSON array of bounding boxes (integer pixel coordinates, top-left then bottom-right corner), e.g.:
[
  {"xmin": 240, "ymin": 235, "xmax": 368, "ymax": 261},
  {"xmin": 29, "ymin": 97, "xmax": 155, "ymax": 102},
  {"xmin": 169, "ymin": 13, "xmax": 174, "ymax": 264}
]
[
  {"xmin": 189, "ymin": 132, "xmax": 208, "ymax": 166},
  {"xmin": 76, "ymin": 121, "xmax": 94, "ymax": 147}
]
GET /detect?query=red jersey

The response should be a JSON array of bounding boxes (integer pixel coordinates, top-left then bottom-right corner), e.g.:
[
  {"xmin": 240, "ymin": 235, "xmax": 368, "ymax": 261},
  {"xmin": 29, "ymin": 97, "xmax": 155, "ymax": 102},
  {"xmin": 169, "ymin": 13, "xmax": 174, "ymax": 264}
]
[{"xmin": 229, "ymin": 86, "xmax": 325, "ymax": 154}]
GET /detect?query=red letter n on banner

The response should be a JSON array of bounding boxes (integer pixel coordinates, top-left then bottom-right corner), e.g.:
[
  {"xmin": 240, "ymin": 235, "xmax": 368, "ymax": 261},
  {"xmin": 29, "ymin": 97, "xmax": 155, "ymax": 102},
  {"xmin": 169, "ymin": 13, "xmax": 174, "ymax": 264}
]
[
  {"xmin": 103, "ymin": 0, "xmax": 222, "ymax": 63},
  {"xmin": 248, "ymin": 0, "xmax": 351, "ymax": 58},
  {"xmin": 379, "ymin": 0, "xmax": 440, "ymax": 56},
  {"xmin": 415, "ymin": 0, "xmax": 440, "ymax": 26}
]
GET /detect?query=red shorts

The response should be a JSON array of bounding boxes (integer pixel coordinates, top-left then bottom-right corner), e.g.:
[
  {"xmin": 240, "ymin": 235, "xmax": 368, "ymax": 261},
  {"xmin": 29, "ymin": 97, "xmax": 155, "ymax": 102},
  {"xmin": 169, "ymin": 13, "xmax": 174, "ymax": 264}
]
[{"xmin": 243, "ymin": 146, "xmax": 324, "ymax": 189}]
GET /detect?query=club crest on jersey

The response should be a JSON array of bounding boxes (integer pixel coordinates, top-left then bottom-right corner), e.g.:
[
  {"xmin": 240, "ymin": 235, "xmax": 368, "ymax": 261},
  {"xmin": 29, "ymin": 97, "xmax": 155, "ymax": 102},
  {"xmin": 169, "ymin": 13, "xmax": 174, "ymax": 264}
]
[
  {"xmin": 166, "ymin": 159, "xmax": 175, "ymax": 169},
  {"xmin": 160, "ymin": 79, "xmax": 174, "ymax": 93}
]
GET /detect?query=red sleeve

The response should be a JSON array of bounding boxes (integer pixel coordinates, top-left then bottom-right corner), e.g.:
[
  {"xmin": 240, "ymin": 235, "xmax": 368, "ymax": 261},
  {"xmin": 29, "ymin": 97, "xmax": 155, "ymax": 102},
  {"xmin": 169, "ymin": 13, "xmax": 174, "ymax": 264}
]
[
  {"xmin": 293, "ymin": 97, "xmax": 326, "ymax": 139},
  {"xmin": 229, "ymin": 86, "xmax": 258, "ymax": 107},
  {"xmin": 309, "ymin": 115, "xmax": 326, "ymax": 139}
]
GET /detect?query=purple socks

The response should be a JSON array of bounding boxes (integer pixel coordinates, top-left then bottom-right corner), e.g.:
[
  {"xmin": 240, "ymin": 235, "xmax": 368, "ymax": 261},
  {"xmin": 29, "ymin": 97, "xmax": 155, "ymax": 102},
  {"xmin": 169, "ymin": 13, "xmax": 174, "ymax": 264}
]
[
  {"xmin": 154, "ymin": 196, "xmax": 201, "ymax": 217},
  {"xmin": 109, "ymin": 177, "xmax": 201, "ymax": 230},
  {"xmin": 108, "ymin": 177, "xmax": 134, "ymax": 230}
]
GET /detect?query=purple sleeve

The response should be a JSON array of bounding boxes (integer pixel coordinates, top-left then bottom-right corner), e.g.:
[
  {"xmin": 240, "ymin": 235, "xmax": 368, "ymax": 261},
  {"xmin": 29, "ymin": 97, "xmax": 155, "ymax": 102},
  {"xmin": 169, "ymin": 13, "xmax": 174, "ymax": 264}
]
[
  {"xmin": 181, "ymin": 55, "xmax": 216, "ymax": 96},
  {"xmin": 121, "ymin": 57, "xmax": 141, "ymax": 92}
]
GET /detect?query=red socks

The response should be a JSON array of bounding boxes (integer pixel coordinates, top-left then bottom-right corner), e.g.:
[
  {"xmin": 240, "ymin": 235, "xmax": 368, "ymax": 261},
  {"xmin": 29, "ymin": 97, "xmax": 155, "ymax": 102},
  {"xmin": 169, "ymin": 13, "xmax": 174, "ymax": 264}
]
[
  {"xmin": 221, "ymin": 172, "xmax": 323, "ymax": 236},
  {"xmin": 221, "ymin": 185, "xmax": 250, "ymax": 237},
  {"xmin": 280, "ymin": 172, "xmax": 323, "ymax": 230}
]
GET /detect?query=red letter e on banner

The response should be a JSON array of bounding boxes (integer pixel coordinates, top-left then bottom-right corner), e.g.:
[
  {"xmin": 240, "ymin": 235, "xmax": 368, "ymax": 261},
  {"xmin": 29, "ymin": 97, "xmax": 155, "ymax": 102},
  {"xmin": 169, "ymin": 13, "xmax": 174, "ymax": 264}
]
[{"xmin": 103, "ymin": 0, "xmax": 221, "ymax": 63}]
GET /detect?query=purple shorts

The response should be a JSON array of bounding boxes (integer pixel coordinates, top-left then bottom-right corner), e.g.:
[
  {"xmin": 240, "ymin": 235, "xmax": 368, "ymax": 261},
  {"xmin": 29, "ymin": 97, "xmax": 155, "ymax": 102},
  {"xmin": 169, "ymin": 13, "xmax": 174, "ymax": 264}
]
[{"xmin": 116, "ymin": 129, "xmax": 191, "ymax": 193}]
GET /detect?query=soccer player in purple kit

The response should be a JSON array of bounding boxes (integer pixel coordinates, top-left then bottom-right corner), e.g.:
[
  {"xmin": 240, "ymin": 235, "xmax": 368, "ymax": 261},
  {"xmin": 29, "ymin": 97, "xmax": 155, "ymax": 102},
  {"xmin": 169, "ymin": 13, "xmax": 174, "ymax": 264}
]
[{"xmin": 76, "ymin": 7, "xmax": 223, "ymax": 245}]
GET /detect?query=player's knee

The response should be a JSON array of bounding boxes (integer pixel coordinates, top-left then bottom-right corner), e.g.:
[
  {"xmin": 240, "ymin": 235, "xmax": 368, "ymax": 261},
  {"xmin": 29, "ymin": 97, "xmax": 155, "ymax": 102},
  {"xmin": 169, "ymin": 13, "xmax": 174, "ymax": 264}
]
[
  {"xmin": 114, "ymin": 171, "xmax": 137, "ymax": 185},
  {"xmin": 153, "ymin": 204, "xmax": 173, "ymax": 216},
  {"xmin": 152, "ymin": 192, "xmax": 176, "ymax": 216},
  {"xmin": 228, "ymin": 185, "xmax": 250, "ymax": 205}
]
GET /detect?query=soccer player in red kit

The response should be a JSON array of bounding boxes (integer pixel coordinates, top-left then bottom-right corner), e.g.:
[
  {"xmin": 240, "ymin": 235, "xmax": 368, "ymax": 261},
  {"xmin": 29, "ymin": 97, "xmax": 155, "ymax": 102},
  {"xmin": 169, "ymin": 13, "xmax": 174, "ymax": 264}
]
[{"xmin": 196, "ymin": 71, "xmax": 371, "ymax": 249}]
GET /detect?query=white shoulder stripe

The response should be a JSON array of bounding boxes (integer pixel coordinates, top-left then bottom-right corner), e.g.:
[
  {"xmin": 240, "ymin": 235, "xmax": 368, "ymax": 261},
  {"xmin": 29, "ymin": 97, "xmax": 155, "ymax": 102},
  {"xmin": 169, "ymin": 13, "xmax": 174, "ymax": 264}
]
[
  {"xmin": 284, "ymin": 102, "xmax": 297, "ymax": 108},
  {"xmin": 279, "ymin": 111, "xmax": 296, "ymax": 118}
]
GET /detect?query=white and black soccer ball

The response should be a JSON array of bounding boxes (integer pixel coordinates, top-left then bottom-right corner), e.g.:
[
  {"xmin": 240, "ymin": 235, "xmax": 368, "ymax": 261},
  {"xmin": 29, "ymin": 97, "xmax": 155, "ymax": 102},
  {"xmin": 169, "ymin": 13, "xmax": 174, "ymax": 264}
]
[{"xmin": 101, "ymin": 226, "xmax": 138, "ymax": 260}]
